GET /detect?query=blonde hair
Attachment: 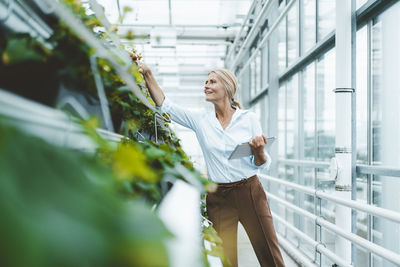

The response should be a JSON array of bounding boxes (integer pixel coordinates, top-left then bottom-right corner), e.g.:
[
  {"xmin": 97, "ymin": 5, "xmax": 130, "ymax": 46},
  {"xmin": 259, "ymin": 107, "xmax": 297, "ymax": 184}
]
[{"xmin": 209, "ymin": 69, "xmax": 242, "ymax": 109}]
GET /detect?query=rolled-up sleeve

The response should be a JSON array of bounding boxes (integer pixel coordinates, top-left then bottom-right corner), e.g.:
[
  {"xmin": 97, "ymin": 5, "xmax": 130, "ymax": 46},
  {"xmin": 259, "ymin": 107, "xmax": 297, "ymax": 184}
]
[
  {"xmin": 250, "ymin": 152, "xmax": 272, "ymax": 170},
  {"xmin": 250, "ymin": 112, "xmax": 271, "ymax": 171},
  {"xmin": 159, "ymin": 95, "xmax": 198, "ymax": 131}
]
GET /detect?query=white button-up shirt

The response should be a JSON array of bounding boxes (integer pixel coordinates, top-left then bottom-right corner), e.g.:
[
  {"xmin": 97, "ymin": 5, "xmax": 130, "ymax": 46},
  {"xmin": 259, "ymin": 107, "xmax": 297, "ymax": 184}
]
[{"xmin": 160, "ymin": 95, "xmax": 271, "ymax": 183}]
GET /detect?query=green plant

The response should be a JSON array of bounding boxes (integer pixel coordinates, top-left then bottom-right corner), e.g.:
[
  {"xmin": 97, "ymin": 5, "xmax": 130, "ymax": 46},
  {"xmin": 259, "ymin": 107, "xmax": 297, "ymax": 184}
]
[
  {"xmin": 0, "ymin": 123, "xmax": 172, "ymax": 267},
  {"xmin": 0, "ymin": 0, "xmax": 227, "ymax": 265}
]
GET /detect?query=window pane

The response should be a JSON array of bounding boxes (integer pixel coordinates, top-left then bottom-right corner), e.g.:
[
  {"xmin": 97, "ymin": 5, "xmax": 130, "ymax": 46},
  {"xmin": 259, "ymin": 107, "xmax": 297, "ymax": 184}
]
[
  {"xmin": 250, "ymin": 100, "xmax": 262, "ymax": 121},
  {"xmin": 278, "ymin": 19, "xmax": 287, "ymax": 73},
  {"xmin": 302, "ymin": 0, "xmax": 316, "ymax": 54},
  {"xmin": 303, "ymin": 63, "xmax": 315, "ymax": 160},
  {"xmin": 317, "ymin": 0, "xmax": 335, "ymax": 41},
  {"xmin": 301, "ymin": 167, "xmax": 315, "ymax": 188},
  {"xmin": 370, "ymin": 4, "xmax": 400, "ymax": 264},
  {"xmin": 250, "ymin": 59, "xmax": 256, "ymax": 98},
  {"xmin": 355, "ymin": 174, "xmax": 369, "ymax": 267},
  {"xmin": 278, "ymin": 85, "xmax": 286, "ymax": 158},
  {"xmin": 261, "ymin": 44, "xmax": 269, "ymax": 88},
  {"xmin": 264, "ymin": 96, "xmax": 270, "ymax": 136},
  {"xmin": 255, "ymin": 51, "xmax": 262, "ymax": 94},
  {"xmin": 286, "ymin": 75, "xmax": 298, "ymax": 159},
  {"xmin": 287, "ymin": 3, "xmax": 299, "ymax": 66},
  {"xmin": 356, "ymin": 26, "xmax": 368, "ymax": 164},
  {"xmin": 258, "ymin": 96, "xmax": 269, "ymax": 135},
  {"xmin": 316, "ymin": 48, "xmax": 335, "ymax": 161},
  {"xmin": 371, "ymin": 2, "xmax": 400, "ymax": 168},
  {"xmin": 373, "ymin": 175, "xmax": 400, "ymax": 264},
  {"xmin": 299, "ymin": 216, "xmax": 315, "ymax": 258},
  {"xmin": 356, "ymin": 0, "xmax": 368, "ymax": 10}
]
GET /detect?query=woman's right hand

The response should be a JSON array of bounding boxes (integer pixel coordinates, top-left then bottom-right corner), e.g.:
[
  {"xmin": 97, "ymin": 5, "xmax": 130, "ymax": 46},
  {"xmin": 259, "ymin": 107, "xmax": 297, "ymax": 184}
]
[
  {"xmin": 136, "ymin": 61, "xmax": 165, "ymax": 106},
  {"xmin": 138, "ymin": 61, "xmax": 151, "ymax": 76}
]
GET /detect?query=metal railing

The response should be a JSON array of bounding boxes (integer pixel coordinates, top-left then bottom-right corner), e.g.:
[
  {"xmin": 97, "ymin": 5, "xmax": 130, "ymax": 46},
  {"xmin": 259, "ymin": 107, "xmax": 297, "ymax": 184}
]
[
  {"xmin": 234, "ymin": 0, "xmax": 297, "ymax": 76},
  {"xmin": 259, "ymin": 173, "xmax": 400, "ymax": 266},
  {"xmin": 227, "ymin": 0, "xmax": 274, "ymax": 69},
  {"xmin": 225, "ymin": 0, "xmax": 258, "ymax": 65}
]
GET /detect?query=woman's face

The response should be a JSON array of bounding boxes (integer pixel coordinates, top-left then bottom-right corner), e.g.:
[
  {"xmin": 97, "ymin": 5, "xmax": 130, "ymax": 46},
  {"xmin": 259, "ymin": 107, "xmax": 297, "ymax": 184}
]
[{"xmin": 204, "ymin": 73, "xmax": 227, "ymax": 104}]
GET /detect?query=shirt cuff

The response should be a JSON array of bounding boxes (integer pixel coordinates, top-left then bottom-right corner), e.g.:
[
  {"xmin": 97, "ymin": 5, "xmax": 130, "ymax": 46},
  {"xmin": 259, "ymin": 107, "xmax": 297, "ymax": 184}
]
[
  {"xmin": 251, "ymin": 152, "xmax": 271, "ymax": 170},
  {"xmin": 158, "ymin": 95, "xmax": 170, "ymax": 114}
]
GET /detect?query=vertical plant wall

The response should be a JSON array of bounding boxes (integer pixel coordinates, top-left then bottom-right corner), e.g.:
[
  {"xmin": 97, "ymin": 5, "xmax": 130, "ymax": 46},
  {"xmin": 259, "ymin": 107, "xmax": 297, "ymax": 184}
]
[{"xmin": 0, "ymin": 0, "xmax": 229, "ymax": 266}]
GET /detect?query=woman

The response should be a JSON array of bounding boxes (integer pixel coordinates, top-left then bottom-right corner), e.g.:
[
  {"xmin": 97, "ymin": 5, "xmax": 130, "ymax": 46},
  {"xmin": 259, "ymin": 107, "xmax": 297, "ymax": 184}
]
[{"xmin": 139, "ymin": 62, "xmax": 285, "ymax": 267}]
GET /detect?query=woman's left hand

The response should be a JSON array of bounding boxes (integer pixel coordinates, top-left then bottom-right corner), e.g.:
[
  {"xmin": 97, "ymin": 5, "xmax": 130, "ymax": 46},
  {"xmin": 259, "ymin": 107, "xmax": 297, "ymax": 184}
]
[
  {"xmin": 249, "ymin": 134, "xmax": 268, "ymax": 166},
  {"xmin": 249, "ymin": 134, "xmax": 267, "ymax": 155}
]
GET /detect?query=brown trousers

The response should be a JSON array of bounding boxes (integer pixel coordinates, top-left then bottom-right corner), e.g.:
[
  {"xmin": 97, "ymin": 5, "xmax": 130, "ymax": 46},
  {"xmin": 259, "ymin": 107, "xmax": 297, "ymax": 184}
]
[{"xmin": 206, "ymin": 175, "xmax": 285, "ymax": 267}]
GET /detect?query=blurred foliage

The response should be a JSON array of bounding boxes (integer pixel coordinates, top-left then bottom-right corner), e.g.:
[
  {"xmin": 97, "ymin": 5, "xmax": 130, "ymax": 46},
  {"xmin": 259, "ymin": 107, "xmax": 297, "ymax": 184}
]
[
  {"xmin": 0, "ymin": 124, "xmax": 171, "ymax": 267},
  {"xmin": 80, "ymin": 116, "xmax": 214, "ymax": 204},
  {"xmin": 202, "ymin": 225, "xmax": 231, "ymax": 267},
  {"xmin": 0, "ymin": 0, "xmax": 225, "ymax": 265},
  {"xmin": 1, "ymin": 35, "xmax": 50, "ymax": 65}
]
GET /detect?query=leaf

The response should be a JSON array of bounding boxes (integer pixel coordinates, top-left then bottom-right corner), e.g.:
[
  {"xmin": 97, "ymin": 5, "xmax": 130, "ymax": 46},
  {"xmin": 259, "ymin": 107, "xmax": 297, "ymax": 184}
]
[
  {"xmin": 113, "ymin": 143, "xmax": 159, "ymax": 183},
  {"xmin": 2, "ymin": 35, "xmax": 48, "ymax": 65},
  {"xmin": 0, "ymin": 124, "xmax": 172, "ymax": 267},
  {"xmin": 145, "ymin": 146, "xmax": 167, "ymax": 158}
]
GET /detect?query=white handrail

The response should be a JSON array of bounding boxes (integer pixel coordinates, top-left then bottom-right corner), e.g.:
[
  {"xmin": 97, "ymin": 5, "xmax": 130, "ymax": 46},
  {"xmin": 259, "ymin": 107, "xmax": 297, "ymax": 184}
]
[
  {"xmin": 278, "ymin": 158, "xmax": 330, "ymax": 168},
  {"xmin": 266, "ymin": 192, "xmax": 400, "ymax": 265},
  {"xmin": 272, "ymin": 212, "xmax": 353, "ymax": 267},
  {"xmin": 276, "ymin": 232, "xmax": 318, "ymax": 267},
  {"xmin": 260, "ymin": 174, "xmax": 400, "ymax": 224}
]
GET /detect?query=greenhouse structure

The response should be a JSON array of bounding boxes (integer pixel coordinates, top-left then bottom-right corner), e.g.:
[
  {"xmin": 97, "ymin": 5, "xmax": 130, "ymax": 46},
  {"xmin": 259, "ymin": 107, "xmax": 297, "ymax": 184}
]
[{"xmin": 0, "ymin": 0, "xmax": 399, "ymax": 267}]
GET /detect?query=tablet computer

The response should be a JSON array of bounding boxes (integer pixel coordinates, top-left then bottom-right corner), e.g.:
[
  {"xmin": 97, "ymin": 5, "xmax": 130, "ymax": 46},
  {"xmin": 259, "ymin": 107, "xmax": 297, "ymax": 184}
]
[{"xmin": 228, "ymin": 136, "xmax": 277, "ymax": 160}]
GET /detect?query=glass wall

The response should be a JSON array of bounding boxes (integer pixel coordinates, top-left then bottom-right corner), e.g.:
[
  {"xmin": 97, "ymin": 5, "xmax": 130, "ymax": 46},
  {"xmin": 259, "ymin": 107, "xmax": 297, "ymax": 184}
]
[
  {"xmin": 249, "ymin": 49, "xmax": 263, "ymax": 100},
  {"xmin": 278, "ymin": 18, "xmax": 287, "ymax": 73},
  {"xmin": 370, "ymin": 3, "xmax": 400, "ymax": 266},
  {"xmin": 261, "ymin": 44, "xmax": 269, "ymax": 89},
  {"xmin": 317, "ymin": 0, "xmax": 335, "ymax": 40},
  {"xmin": 354, "ymin": 3, "xmax": 400, "ymax": 267},
  {"xmin": 302, "ymin": 62, "xmax": 315, "ymax": 160},
  {"xmin": 356, "ymin": 25, "xmax": 368, "ymax": 164},
  {"xmin": 241, "ymin": 0, "xmax": 400, "ymax": 266},
  {"xmin": 278, "ymin": 84, "xmax": 286, "ymax": 159},
  {"xmin": 316, "ymin": 48, "xmax": 335, "ymax": 162},
  {"xmin": 277, "ymin": 0, "xmax": 336, "ymax": 70},
  {"xmin": 301, "ymin": 0, "xmax": 316, "ymax": 54},
  {"xmin": 287, "ymin": 2, "xmax": 299, "ymax": 66},
  {"xmin": 250, "ymin": 58, "xmax": 256, "ymax": 98}
]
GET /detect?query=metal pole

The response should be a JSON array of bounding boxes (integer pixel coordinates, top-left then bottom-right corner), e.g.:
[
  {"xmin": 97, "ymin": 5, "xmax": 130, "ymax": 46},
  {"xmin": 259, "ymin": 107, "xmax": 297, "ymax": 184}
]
[
  {"xmin": 366, "ymin": 19, "xmax": 373, "ymax": 267},
  {"xmin": 334, "ymin": 1, "xmax": 354, "ymax": 264},
  {"xmin": 351, "ymin": 0, "xmax": 358, "ymax": 265}
]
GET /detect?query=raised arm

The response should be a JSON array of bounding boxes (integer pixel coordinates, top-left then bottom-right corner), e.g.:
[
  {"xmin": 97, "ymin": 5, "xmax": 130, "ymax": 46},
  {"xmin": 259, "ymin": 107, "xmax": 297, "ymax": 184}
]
[
  {"xmin": 138, "ymin": 62, "xmax": 165, "ymax": 107},
  {"xmin": 137, "ymin": 61, "xmax": 199, "ymax": 131}
]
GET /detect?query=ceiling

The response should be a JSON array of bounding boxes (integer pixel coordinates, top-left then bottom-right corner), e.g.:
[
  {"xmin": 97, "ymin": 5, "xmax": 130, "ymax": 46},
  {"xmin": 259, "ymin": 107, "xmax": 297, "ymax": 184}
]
[{"xmin": 97, "ymin": 0, "xmax": 252, "ymax": 109}]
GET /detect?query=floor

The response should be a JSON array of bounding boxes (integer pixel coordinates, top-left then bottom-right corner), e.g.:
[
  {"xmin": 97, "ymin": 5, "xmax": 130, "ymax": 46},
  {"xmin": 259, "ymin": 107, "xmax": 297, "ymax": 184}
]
[{"xmin": 237, "ymin": 223, "xmax": 299, "ymax": 267}]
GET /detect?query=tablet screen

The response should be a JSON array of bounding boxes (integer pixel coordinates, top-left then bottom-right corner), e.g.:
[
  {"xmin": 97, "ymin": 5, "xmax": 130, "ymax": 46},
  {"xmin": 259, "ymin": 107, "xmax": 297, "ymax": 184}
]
[{"xmin": 228, "ymin": 136, "xmax": 277, "ymax": 160}]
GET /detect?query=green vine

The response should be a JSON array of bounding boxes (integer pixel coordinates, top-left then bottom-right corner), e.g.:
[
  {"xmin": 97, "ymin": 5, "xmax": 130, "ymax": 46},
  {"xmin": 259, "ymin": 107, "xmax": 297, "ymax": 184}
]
[{"xmin": 0, "ymin": 0, "xmax": 228, "ymax": 266}]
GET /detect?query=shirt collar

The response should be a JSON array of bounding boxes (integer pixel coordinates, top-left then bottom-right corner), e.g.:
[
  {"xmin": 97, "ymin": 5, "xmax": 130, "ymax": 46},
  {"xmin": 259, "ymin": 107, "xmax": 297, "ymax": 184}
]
[{"xmin": 209, "ymin": 107, "xmax": 248, "ymax": 131}]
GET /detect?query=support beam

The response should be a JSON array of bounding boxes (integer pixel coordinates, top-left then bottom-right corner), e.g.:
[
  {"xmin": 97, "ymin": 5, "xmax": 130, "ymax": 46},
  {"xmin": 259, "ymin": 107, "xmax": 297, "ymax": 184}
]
[{"xmin": 334, "ymin": 0, "xmax": 354, "ymax": 265}]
